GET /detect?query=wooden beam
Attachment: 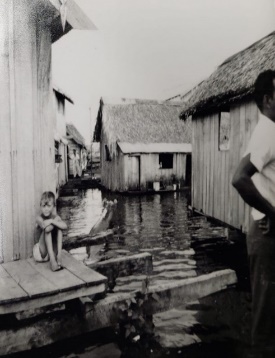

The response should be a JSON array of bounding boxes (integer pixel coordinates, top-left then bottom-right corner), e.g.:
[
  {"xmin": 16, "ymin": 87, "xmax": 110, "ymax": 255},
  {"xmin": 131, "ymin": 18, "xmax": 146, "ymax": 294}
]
[
  {"xmin": 63, "ymin": 229, "xmax": 114, "ymax": 250},
  {"xmin": 0, "ymin": 282, "xmax": 105, "ymax": 315},
  {"xmin": 88, "ymin": 253, "xmax": 153, "ymax": 288}
]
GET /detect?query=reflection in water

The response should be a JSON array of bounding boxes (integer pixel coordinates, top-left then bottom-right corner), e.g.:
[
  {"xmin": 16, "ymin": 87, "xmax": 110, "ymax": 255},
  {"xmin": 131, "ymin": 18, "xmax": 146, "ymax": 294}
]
[
  {"xmin": 59, "ymin": 190, "xmax": 189, "ymax": 249},
  {"xmin": 58, "ymin": 189, "xmax": 104, "ymax": 237}
]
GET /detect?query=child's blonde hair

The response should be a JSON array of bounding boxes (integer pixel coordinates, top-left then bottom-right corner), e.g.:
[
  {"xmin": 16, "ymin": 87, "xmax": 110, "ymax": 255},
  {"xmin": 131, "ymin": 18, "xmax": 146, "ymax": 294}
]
[{"xmin": 40, "ymin": 191, "xmax": 56, "ymax": 206}]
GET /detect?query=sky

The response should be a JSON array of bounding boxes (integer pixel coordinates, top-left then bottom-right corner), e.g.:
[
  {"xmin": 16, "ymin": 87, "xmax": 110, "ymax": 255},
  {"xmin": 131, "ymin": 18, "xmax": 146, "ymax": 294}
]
[{"xmin": 52, "ymin": 0, "xmax": 275, "ymax": 145}]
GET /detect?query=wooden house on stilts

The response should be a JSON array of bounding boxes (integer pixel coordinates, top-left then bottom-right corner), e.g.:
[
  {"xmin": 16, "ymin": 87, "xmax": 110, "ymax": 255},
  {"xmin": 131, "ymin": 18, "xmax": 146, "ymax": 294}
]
[
  {"xmin": 54, "ymin": 87, "xmax": 74, "ymax": 193},
  {"xmin": 0, "ymin": 1, "xmax": 107, "ymax": 339},
  {"xmin": 0, "ymin": 0, "xmax": 96, "ymax": 263},
  {"xmin": 66, "ymin": 123, "xmax": 86, "ymax": 178},
  {"xmin": 94, "ymin": 98, "xmax": 192, "ymax": 192},
  {"xmin": 180, "ymin": 31, "xmax": 275, "ymax": 232}
]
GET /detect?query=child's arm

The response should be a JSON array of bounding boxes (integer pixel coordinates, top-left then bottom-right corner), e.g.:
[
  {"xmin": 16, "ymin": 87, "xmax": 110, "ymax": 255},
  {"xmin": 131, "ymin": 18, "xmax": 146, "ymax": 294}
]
[
  {"xmin": 36, "ymin": 215, "xmax": 45, "ymax": 229},
  {"xmin": 36, "ymin": 216, "xmax": 54, "ymax": 233},
  {"xmin": 51, "ymin": 216, "xmax": 67, "ymax": 230},
  {"xmin": 44, "ymin": 223, "xmax": 55, "ymax": 233}
]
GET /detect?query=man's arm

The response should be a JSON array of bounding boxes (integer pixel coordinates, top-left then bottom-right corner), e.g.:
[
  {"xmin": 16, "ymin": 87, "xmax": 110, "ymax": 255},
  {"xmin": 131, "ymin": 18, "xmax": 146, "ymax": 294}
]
[{"xmin": 232, "ymin": 153, "xmax": 275, "ymax": 218}]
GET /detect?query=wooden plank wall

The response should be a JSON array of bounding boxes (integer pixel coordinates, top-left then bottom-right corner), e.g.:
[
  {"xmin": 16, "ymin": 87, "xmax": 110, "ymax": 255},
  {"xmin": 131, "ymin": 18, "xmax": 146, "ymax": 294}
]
[
  {"xmin": 14, "ymin": 1, "xmax": 36, "ymax": 259},
  {"xmin": 100, "ymin": 132, "xmax": 125, "ymax": 191},
  {"xmin": 139, "ymin": 153, "xmax": 186, "ymax": 188},
  {"xmin": 55, "ymin": 94, "xmax": 68, "ymax": 187},
  {"xmin": 34, "ymin": 13, "xmax": 56, "ymax": 242},
  {"xmin": 127, "ymin": 156, "xmax": 140, "ymax": 190},
  {"xmin": 192, "ymin": 100, "xmax": 259, "ymax": 231},
  {"xmin": 106, "ymin": 151, "xmax": 186, "ymax": 192},
  {"xmin": 0, "ymin": 0, "xmax": 13, "ymax": 263},
  {"xmin": 125, "ymin": 153, "xmax": 187, "ymax": 191},
  {"xmin": 0, "ymin": 1, "xmax": 56, "ymax": 262},
  {"xmin": 100, "ymin": 129, "xmax": 188, "ymax": 192}
]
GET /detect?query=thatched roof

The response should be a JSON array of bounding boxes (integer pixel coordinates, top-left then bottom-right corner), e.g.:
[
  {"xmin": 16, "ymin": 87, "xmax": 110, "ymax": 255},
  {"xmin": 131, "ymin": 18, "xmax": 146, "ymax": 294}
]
[
  {"xmin": 94, "ymin": 98, "xmax": 190, "ymax": 145},
  {"xmin": 66, "ymin": 123, "xmax": 85, "ymax": 147},
  {"xmin": 180, "ymin": 31, "xmax": 275, "ymax": 119},
  {"xmin": 166, "ymin": 80, "xmax": 205, "ymax": 104}
]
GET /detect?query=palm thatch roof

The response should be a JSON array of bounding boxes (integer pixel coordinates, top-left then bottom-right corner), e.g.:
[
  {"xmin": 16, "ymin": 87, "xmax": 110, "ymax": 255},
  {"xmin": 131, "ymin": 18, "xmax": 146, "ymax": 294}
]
[
  {"xmin": 94, "ymin": 98, "xmax": 190, "ymax": 146},
  {"xmin": 166, "ymin": 80, "xmax": 205, "ymax": 104},
  {"xmin": 66, "ymin": 123, "xmax": 85, "ymax": 147},
  {"xmin": 180, "ymin": 31, "xmax": 275, "ymax": 119}
]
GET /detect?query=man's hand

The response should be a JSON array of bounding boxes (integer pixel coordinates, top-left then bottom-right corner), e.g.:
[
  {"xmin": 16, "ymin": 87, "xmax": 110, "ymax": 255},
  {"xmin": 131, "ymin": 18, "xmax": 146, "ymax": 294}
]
[{"xmin": 258, "ymin": 217, "xmax": 275, "ymax": 235}]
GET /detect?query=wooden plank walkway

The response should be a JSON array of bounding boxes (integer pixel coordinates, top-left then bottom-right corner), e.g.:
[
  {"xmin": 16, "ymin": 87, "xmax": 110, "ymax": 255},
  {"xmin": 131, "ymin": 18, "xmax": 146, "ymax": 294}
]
[
  {"xmin": 0, "ymin": 266, "xmax": 28, "ymax": 304},
  {"xmin": 0, "ymin": 251, "xmax": 107, "ymax": 315}
]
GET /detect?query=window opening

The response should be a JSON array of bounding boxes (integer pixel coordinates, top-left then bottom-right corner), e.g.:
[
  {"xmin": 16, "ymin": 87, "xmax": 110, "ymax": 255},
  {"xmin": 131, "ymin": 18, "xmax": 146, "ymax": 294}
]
[
  {"xmin": 219, "ymin": 111, "xmax": 230, "ymax": 151},
  {"xmin": 159, "ymin": 153, "xmax": 173, "ymax": 169}
]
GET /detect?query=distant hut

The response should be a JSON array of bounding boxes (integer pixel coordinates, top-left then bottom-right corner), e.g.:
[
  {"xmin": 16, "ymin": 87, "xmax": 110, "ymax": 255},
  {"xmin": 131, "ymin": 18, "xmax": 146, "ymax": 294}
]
[
  {"xmin": 180, "ymin": 31, "xmax": 275, "ymax": 232},
  {"xmin": 0, "ymin": 1, "xmax": 95, "ymax": 262},
  {"xmin": 54, "ymin": 87, "xmax": 74, "ymax": 192},
  {"xmin": 66, "ymin": 123, "xmax": 86, "ymax": 177},
  {"xmin": 94, "ymin": 98, "xmax": 192, "ymax": 192}
]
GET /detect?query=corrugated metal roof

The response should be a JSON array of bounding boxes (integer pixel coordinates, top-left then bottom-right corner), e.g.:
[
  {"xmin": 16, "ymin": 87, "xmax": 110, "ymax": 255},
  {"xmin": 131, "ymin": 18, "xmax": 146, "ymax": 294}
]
[{"xmin": 118, "ymin": 142, "xmax": 192, "ymax": 154}]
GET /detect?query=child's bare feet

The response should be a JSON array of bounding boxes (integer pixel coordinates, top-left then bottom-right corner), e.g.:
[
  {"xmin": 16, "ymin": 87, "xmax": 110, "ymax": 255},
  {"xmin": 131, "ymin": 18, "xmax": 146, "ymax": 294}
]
[
  {"xmin": 50, "ymin": 259, "xmax": 61, "ymax": 272},
  {"xmin": 56, "ymin": 252, "xmax": 62, "ymax": 267}
]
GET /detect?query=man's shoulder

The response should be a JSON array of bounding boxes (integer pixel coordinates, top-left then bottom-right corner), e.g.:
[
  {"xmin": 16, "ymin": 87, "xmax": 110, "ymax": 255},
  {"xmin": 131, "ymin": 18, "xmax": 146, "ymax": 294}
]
[
  {"xmin": 250, "ymin": 115, "xmax": 275, "ymax": 143},
  {"xmin": 257, "ymin": 114, "xmax": 275, "ymax": 132}
]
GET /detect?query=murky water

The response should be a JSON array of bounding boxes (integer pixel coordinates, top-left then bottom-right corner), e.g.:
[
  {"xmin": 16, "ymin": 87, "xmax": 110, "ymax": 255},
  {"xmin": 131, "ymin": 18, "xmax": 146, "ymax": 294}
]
[
  {"xmin": 7, "ymin": 189, "xmax": 251, "ymax": 358},
  {"xmin": 55, "ymin": 189, "xmax": 251, "ymax": 357},
  {"xmin": 58, "ymin": 189, "xmax": 248, "ymax": 281}
]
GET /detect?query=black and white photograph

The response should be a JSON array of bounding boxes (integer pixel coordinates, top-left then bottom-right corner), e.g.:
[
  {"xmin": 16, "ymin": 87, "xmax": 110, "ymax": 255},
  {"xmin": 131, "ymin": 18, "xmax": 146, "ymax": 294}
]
[{"xmin": 0, "ymin": 1, "xmax": 275, "ymax": 357}]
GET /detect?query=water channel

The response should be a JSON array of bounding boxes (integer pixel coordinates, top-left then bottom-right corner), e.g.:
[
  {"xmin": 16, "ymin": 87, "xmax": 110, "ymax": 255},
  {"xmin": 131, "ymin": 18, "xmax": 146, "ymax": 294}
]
[{"xmin": 8, "ymin": 189, "xmax": 252, "ymax": 358}]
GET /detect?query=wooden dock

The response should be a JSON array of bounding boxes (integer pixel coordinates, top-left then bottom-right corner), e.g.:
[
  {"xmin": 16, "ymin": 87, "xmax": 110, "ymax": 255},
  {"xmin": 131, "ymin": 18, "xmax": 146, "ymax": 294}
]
[
  {"xmin": 0, "ymin": 269, "xmax": 237, "ymax": 356},
  {"xmin": 0, "ymin": 251, "xmax": 107, "ymax": 315}
]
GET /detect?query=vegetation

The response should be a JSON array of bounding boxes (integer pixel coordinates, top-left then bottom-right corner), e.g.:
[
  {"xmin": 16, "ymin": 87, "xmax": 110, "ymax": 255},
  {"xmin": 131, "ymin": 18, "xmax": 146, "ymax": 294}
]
[{"xmin": 114, "ymin": 276, "xmax": 161, "ymax": 355}]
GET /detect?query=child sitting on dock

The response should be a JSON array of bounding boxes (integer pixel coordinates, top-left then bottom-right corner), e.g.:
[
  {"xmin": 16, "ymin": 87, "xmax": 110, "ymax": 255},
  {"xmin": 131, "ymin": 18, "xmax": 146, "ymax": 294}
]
[{"xmin": 33, "ymin": 191, "xmax": 67, "ymax": 271}]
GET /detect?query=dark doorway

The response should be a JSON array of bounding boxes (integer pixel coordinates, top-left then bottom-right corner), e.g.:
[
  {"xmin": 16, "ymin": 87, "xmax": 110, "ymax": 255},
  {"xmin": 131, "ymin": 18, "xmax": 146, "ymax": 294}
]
[{"xmin": 185, "ymin": 154, "xmax": 192, "ymax": 186}]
